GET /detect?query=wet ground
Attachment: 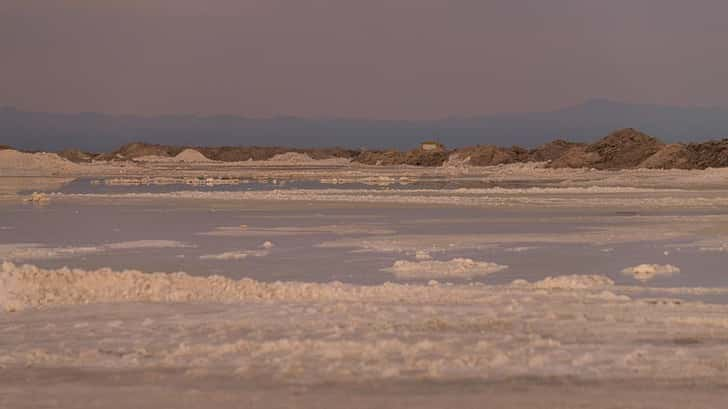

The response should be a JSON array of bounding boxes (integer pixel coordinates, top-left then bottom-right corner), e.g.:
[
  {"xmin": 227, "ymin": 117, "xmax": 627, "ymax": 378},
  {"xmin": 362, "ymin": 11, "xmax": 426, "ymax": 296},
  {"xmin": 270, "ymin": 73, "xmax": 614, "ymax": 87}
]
[{"xmin": 2, "ymin": 191, "xmax": 728, "ymax": 292}]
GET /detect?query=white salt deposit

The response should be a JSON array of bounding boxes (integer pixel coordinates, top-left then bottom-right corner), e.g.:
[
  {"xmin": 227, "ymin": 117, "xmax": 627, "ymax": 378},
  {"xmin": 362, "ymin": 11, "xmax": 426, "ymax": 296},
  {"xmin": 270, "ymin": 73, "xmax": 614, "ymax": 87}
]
[
  {"xmin": 532, "ymin": 275, "xmax": 615, "ymax": 289},
  {"xmin": 621, "ymin": 264, "xmax": 681, "ymax": 282},
  {"xmin": 23, "ymin": 192, "xmax": 50, "ymax": 203},
  {"xmin": 0, "ymin": 240, "xmax": 192, "ymax": 261},
  {"xmin": 174, "ymin": 149, "xmax": 212, "ymax": 162},
  {"xmin": 384, "ymin": 258, "xmax": 508, "ymax": 279},
  {"xmin": 267, "ymin": 152, "xmax": 316, "ymax": 163},
  {"xmin": 199, "ymin": 249, "xmax": 270, "ymax": 260},
  {"xmin": 0, "ymin": 150, "xmax": 80, "ymax": 174}
]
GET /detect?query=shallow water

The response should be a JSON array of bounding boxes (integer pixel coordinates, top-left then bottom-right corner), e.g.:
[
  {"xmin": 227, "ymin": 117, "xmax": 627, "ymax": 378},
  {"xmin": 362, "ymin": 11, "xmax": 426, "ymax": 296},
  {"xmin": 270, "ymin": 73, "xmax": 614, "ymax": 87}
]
[
  {"xmin": 2, "ymin": 198, "xmax": 728, "ymax": 294},
  {"xmin": 20, "ymin": 176, "xmax": 567, "ymax": 194}
]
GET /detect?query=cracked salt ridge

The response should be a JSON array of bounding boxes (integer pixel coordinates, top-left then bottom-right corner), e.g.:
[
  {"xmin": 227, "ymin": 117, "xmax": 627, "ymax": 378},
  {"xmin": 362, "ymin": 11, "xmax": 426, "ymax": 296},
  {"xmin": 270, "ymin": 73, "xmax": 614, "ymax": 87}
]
[
  {"xmin": 0, "ymin": 240, "xmax": 193, "ymax": 261},
  {"xmin": 8, "ymin": 264, "xmax": 728, "ymax": 387}
]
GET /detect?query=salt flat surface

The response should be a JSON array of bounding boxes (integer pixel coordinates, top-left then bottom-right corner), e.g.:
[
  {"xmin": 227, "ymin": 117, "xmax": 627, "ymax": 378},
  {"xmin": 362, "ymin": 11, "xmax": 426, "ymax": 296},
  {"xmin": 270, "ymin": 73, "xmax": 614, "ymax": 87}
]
[{"xmin": 4, "ymin": 170, "xmax": 728, "ymax": 407}]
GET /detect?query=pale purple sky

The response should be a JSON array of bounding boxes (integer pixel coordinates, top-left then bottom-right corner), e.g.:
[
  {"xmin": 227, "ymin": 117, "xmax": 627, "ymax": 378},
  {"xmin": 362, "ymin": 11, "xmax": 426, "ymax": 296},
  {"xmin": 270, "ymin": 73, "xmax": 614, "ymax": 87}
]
[{"xmin": 2, "ymin": 0, "xmax": 727, "ymax": 119}]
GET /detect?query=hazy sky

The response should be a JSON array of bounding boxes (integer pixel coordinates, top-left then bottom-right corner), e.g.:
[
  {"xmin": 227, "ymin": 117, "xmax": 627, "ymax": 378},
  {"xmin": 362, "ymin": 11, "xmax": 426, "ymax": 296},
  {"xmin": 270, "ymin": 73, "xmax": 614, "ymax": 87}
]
[{"xmin": 2, "ymin": 0, "xmax": 727, "ymax": 119}]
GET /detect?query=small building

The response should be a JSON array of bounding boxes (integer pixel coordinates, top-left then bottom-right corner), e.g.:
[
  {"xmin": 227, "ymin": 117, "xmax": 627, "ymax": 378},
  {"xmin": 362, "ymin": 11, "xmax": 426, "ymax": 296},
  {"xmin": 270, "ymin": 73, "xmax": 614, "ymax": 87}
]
[{"xmin": 420, "ymin": 141, "xmax": 445, "ymax": 151}]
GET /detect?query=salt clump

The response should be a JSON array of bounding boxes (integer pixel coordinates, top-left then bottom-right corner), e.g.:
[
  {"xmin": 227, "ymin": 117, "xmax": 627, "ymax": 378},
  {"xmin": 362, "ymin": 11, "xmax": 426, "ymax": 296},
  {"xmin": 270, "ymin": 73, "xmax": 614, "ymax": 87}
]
[
  {"xmin": 384, "ymin": 258, "xmax": 508, "ymax": 279},
  {"xmin": 621, "ymin": 264, "xmax": 680, "ymax": 282},
  {"xmin": 414, "ymin": 250, "xmax": 432, "ymax": 260},
  {"xmin": 534, "ymin": 275, "xmax": 615, "ymax": 289}
]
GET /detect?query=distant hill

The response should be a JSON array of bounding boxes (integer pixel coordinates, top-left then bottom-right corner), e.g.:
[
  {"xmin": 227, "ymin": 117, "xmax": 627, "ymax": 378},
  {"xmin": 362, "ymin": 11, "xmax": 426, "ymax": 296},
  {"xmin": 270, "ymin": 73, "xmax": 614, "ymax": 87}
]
[{"xmin": 2, "ymin": 99, "xmax": 728, "ymax": 152}]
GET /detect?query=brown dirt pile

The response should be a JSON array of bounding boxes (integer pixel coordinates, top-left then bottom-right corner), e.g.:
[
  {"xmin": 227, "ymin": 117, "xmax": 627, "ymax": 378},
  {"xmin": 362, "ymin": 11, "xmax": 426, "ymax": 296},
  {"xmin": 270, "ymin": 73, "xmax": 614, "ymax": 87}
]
[
  {"xmin": 451, "ymin": 145, "xmax": 529, "ymax": 166},
  {"xmin": 529, "ymin": 140, "xmax": 585, "ymax": 162},
  {"xmin": 96, "ymin": 143, "xmax": 185, "ymax": 161},
  {"xmin": 57, "ymin": 149, "xmax": 98, "ymax": 163},
  {"xmin": 353, "ymin": 149, "xmax": 449, "ymax": 166},
  {"xmin": 550, "ymin": 128, "xmax": 663, "ymax": 169}
]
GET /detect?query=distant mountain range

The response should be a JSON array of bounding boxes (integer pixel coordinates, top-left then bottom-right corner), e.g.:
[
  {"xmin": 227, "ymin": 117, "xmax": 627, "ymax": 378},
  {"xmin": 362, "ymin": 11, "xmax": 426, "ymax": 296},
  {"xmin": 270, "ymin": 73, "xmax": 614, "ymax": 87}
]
[{"xmin": 2, "ymin": 99, "xmax": 728, "ymax": 152}]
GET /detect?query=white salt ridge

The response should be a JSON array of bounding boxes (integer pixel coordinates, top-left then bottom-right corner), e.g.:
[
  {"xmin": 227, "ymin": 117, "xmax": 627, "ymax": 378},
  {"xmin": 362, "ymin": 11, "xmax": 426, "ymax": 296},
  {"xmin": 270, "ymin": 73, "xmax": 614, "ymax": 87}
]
[
  {"xmin": 200, "ymin": 224, "xmax": 395, "ymax": 237},
  {"xmin": 50, "ymin": 188, "xmax": 728, "ymax": 210},
  {"xmin": 531, "ymin": 275, "xmax": 615, "ymax": 289},
  {"xmin": 199, "ymin": 249, "xmax": 270, "ymax": 260},
  {"xmin": 621, "ymin": 264, "xmax": 681, "ymax": 282},
  {"xmin": 384, "ymin": 258, "xmax": 508, "ymax": 279}
]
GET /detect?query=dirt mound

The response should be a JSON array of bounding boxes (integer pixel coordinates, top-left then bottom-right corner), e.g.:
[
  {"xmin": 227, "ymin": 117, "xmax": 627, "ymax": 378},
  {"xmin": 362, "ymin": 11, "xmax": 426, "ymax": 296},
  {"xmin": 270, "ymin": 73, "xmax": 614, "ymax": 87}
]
[
  {"xmin": 353, "ymin": 149, "xmax": 449, "ymax": 166},
  {"xmin": 639, "ymin": 144, "xmax": 691, "ymax": 169},
  {"xmin": 681, "ymin": 140, "xmax": 728, "ymax": 169},
  {"xmin": 353, "ymin": 150, "xmax": 406, "ymax": 166},
  {"xmin": 548, "ymin": 146, "xmax": 600, "ymax": 168},
  {"xmin": 57, "ymin": 149, "xmax": 98, "ymax": 163},
  {"xmin": 193, "ymin": 146, "xmax": 356, "ymax": 162},
  {"xmin": 402, "ymin": 149, "xmax": 450, "ymax": 166},
  {"xmin": 551, "ymin": 128, "xmax": 663, "ymax": 169},
  {"xmin": 453, "ymin": 145, "xmax": 529, "ymax": 166},
  {"xmin": 97, "ymin": 143, "xmax": 185, "ymax": 161},
  {"xmin": 529, "ymin": 140, "xmax": 585, "ymax": 162},
  {"xmin": 639, "ymin": 140, "xmax": 728, "ymax": 170},
  {"xmin": 196, "ymin": 146, "xmax": 287, "ymax": 161}
]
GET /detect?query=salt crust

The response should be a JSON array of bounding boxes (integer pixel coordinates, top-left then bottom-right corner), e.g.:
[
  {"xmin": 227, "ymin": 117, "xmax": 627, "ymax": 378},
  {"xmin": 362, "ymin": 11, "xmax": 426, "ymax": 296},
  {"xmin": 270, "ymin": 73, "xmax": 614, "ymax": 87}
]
[
  {"xmin": 5, "ymin": 262, "xmax": 728, "ymax": 387},
  {"xmin": 384, "ymin": 258, "xmax": 508, "ymax": 279},
  {"xmin": 621, "ymin": 264, "xmax": 681, "ymax": 282},
  {"xmin": 0, "ymin": 240, "xmax": 192, "ymax": 261}
]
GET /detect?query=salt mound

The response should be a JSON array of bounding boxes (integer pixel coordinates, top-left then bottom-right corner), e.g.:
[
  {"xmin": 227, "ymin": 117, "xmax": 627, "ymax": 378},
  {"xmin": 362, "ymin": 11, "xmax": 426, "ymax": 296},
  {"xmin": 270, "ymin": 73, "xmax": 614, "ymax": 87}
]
[
  {"xmin": 441, "ymin": 152, "xmax": 471, "ymax": 168},
  {"xmin": 621, "ymin": 264, "xmax": 680, "ymax": 282},
  {"xmin": 135, "ymin": 149, "xmax": 211, "ymax": 163},
  {"xmin": 267, "ymin": 152, "xmax": 315, "ymax": 163},
  {"xmin": 174, "ymin": 148, "xmax": 212, "ymax": 162},
  {"xmin": 0, "ymin": 150, "xmax": 79, "ymax": 174},
  {"xmin": 384, "ymin": 258, "xmax": 508, "ymax": 279},
  {"xmin": 533, "ymin": 275, "xmax": 614, "ymax": 289}
]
